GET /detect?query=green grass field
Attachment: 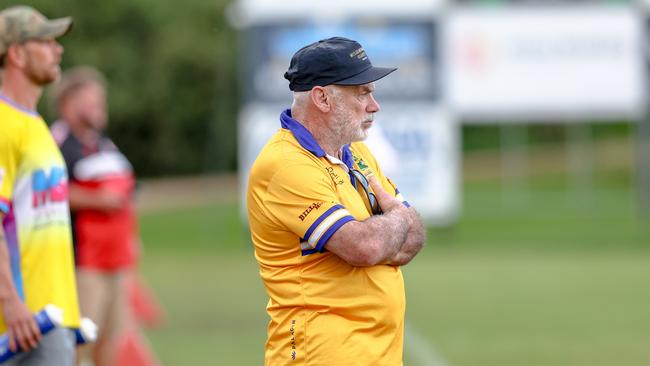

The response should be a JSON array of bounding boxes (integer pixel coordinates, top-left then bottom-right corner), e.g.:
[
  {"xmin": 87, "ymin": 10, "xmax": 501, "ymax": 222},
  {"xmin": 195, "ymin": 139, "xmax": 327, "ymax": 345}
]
[{"xmin": 137, "ymin": 173, "xmax": 650, "ymax": 365}]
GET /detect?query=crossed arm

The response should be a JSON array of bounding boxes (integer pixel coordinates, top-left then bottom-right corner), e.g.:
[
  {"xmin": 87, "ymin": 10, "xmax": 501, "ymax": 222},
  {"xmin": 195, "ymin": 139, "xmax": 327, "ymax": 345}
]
[
  {"xmin": 0, "ymin": 215, "xmax": 41, "ymax": 352},
  {"xmin": 68, "ymin": 184, "xmax": 125, "ymax": 212},
  {"xmin": 384, "ymin": 206, "xmax": 426, "ymax": 266},
  {"xmin": 326, "ymin": 176, "xmax": 425, "ymax": 267}
]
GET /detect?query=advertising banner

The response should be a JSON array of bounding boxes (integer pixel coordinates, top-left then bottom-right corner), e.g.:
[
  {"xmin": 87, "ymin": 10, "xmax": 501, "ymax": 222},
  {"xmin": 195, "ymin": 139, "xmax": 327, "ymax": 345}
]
[{"xmin": 444, "ymin": 6, "xmax": 646, "ymax": 122}]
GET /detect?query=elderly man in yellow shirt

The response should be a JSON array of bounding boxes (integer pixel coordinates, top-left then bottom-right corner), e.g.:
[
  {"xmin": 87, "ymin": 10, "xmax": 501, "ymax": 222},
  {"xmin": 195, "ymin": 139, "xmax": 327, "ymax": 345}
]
[{"xmin": 247, "ymin": 36, "xmax": 426, "ymax": 366}]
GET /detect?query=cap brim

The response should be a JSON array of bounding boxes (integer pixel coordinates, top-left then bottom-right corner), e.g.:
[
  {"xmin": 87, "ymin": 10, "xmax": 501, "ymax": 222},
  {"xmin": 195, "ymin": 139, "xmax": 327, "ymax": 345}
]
[
  {"xmin": 333, "ymin": 66, "xmax": 397, "ymax": 86},
  {"xmin": 36, "ymin": 17, "xmax": 73, "ymax": 40}
]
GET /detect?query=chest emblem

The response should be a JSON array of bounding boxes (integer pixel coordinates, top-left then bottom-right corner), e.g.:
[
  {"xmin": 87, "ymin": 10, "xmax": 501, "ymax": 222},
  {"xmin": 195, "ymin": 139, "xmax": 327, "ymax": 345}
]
[{"xmin": 356, "ymin": 158, "xmax": 369, "ymax": 171}]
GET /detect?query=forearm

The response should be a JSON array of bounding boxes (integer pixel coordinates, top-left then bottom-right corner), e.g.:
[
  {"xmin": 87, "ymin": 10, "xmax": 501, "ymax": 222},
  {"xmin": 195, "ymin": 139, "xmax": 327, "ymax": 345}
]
[
  {"xmin": 385, "ymin": 208, "xmax": 425, "ymax": 266},
  {"xmin": 0, "ymin": 216, "xmax": 42, "ymax": 351},
  {"xmin": 69, "ymin": 185, "xmax": 122, "ymax": 211},
  {"xmin": 69, "ymin": 185, "xmax": 102, "ymax": 210},
  {"xmin": 362, "ymin": 206, "xmax": 411, "ymax": 261},
  {"xmin": 0, "ymin": 226, "xmax": 20, "ymax": 303},
  {"xmin": 326, "ymin": 205, "xmax": 411, "ymax": 267}
]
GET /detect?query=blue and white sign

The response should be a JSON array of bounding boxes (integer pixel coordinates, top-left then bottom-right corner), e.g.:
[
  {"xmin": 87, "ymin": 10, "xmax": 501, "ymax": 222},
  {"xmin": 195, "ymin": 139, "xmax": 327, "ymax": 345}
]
[{"xmin": 234, "ymin": 1, "xmax": 459, "ymax": 226}]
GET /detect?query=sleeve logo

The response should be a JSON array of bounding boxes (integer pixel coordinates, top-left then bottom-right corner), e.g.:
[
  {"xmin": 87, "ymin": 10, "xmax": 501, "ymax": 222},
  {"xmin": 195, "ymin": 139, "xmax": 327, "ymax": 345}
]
[{"xmin": 298, "ymin": 202, "xmax": 323, "ymax": 221}]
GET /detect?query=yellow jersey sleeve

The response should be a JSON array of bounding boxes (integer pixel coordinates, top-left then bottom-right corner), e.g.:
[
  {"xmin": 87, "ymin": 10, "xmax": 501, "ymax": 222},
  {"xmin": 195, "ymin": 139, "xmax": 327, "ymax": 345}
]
[
  {"xmin": 0, "ymin": 127, "xmax": 18, "ymax": 213},
  {"xmin": 264, "ymin": 162, "xmax": 355, "ymax": 254}
]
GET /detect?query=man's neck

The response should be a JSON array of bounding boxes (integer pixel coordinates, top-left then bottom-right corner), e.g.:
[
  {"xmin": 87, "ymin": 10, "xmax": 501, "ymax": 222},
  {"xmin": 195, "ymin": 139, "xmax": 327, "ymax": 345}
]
[
  {"xmin": 293, "ymin": 110, "xmax": 343, "ymax": 157},
  {"xmin": 0, "ymin": 71, "xmax": 42, "ymax": 111},
  {"xmin": 312, "ymin": 129, "xmax": 342, "ymax": 157}
]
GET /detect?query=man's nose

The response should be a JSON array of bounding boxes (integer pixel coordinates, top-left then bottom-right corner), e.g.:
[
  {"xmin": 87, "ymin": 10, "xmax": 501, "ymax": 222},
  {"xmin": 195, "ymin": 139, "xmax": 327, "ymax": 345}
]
[
  {"xmin": 367, "ymin": 94, "xmax": 380, "ymax": 113},
  {"xmin": 53, "ymin": 40, "xmax": 64, "ymax": 55}
]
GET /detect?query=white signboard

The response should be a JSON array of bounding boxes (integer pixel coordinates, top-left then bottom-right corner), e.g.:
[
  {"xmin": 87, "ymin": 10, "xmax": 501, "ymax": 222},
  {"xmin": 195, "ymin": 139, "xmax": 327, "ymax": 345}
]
[
  {"xmin": 444, "ymin": 6, "xmax": 646, "ymax": 121},
  {"xmin": 376, "ymin": 103, "xmax": 460, "ymax": 225},
  {"xmin": 229, "ymin": 0, "xmax": 445, "ymax": 27},
  {"xmin": 239, "ymin": 103, "xmax": 460, "ymax": 226}
]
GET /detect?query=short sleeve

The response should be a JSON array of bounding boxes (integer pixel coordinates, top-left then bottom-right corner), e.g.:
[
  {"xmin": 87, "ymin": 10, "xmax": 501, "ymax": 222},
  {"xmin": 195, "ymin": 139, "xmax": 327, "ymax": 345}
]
[
  {"xmin": 265, "ymin": 163, "xmax": 355, "ymax": 254},
  {"xmin": 0, "ymin": 134, "xmax": 18, "ymax": 214}
]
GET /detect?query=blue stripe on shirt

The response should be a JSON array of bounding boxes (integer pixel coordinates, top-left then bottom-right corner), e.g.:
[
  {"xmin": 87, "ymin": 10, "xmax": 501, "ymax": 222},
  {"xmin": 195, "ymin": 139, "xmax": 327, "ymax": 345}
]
[
  {"xmin": 303, "ymin": 204, "xmax": 344, "ymax": 242},
  {"xmin": 314, "ymin": 215, "xmax": 355, "ymax": 252}
]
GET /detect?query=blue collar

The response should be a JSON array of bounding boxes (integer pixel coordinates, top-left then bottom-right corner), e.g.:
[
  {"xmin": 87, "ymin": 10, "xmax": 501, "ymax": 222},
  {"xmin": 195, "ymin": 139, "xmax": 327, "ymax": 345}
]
[
  {"xmin": 340, "ymin": 144, "xmax": 355, "ymax": 169},
  {"xmin": 0, "ymin": 94, "xmax": 40, "ymax": 117},
  {"xmin": 280, "ymin": 108, "xmax": 355, "ymax": 170},
  {"xmin": 280, "ymin": 109, "xmax": 325, "ymax": 157}
]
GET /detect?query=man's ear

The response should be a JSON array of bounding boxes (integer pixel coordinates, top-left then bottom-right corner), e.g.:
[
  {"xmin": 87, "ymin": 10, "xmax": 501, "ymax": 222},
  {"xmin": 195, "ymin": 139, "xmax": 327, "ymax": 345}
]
[
  {"xmin": 6, "ymin": 44, "xmax": 27, "ymax": 68},
  {"xmin": 310, "ymin": 86, "xmax": 331, "ymax": 113}
]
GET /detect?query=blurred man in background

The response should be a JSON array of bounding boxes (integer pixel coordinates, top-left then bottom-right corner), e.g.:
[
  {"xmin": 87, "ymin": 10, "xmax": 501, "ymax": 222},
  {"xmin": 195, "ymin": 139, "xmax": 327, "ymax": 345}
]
[
  {"xmin": 0, "ymin": 5, "xmax": 80, "ymax": 365},
  {"xmin": 247, "ymin": 37, "xmax": 425, "ymax": 365},
  {"xmin": 50, "ymin": 66, "xmax": 160, "ymax": 366}
]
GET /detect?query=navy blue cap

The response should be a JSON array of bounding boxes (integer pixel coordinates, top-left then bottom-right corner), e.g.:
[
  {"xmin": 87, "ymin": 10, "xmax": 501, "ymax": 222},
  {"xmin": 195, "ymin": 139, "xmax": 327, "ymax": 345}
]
[{"xmin": 284, "ymin": 37, "xmax": 397, "ymax": 92}]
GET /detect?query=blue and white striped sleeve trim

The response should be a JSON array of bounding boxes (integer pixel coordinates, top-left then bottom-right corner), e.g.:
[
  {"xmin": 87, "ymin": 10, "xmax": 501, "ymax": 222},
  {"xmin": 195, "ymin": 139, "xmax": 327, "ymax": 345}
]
[
  {"xmin": 300, "ymin": 204, "xmax": 355, "ymax": 256},
  {"xmin": 394, "ymin": 188, "xmax": 411, "ymax": 208}
]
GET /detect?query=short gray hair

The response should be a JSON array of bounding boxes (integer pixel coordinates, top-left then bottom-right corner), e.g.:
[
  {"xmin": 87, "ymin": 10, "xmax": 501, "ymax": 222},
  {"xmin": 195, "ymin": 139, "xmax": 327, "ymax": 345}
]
[
  {"xmin": 49, "ymin": 66, "xmax": 106, "ymax": 113},
  {"xmin": 292, "ymin": 85, "xmax": 343, "ymax": 108}
]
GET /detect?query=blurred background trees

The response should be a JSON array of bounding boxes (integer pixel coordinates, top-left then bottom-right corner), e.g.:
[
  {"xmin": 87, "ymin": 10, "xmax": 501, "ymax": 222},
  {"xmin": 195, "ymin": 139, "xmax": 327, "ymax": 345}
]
[
  {"xmin": 5, "ymin": 0, "xmax": 239, "ymax": 176},
  {"xmin": 1, "ymin": 0, "xmax": 634, "ymax": 178}
]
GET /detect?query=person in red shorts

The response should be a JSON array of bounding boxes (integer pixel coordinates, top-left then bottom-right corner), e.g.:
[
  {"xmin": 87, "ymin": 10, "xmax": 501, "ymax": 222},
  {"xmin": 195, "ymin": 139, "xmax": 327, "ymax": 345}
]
[{"xmin": 50, "ymin": 66, "xmax": 160, "ymax": 366}]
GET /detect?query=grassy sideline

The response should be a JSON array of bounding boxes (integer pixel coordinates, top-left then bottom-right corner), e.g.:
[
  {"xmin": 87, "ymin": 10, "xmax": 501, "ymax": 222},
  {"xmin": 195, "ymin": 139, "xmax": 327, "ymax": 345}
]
[{"xmin": 138, "ymin": 179, "xmax": 649, "ymax": 365}]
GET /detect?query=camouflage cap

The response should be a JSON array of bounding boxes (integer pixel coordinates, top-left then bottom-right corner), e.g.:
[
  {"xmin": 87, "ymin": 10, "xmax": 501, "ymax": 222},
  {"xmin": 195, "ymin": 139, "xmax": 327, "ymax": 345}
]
[{"xmin": 0, "ymin": 6, "xmax": 72, "ymax": 56}]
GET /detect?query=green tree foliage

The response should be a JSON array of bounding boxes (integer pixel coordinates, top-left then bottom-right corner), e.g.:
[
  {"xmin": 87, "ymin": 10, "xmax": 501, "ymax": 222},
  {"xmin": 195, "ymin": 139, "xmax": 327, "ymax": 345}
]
[{"xmin": 3, "ymin": 0, "xmax": 238, "ymax": 176}]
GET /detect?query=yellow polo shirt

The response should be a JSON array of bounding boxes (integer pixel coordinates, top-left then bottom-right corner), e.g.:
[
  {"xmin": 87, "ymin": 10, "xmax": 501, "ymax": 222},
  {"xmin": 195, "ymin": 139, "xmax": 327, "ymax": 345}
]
[{"xmin": 247, "ymin": 109, "xmax": 409, "ymax": 366}]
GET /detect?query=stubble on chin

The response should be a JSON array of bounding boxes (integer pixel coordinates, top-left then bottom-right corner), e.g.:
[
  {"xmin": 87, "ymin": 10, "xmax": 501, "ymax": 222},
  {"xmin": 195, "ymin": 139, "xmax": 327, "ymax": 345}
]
[
  {"xmin": 358, "ymin": 128, "xmax": 370, "ymax": 142},
  {"xmin": 33, "ymin": 69, "xmax": 60, "ymax": 86}
]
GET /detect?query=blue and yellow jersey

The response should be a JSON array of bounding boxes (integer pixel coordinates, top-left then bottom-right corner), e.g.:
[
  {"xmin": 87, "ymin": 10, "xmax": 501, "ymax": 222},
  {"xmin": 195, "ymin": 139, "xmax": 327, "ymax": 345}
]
[
  {"xmin": 0, "ymin": 95, "xmax": 80, "ymax": 331},
  {"xmin": 247, "ymin": 109, "xmax": 409, "ymax": 366}
]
